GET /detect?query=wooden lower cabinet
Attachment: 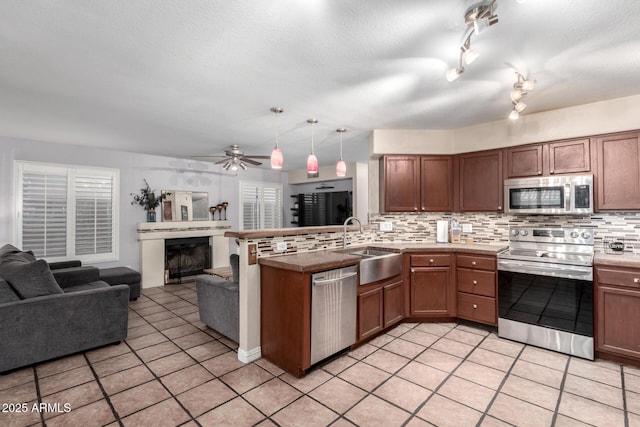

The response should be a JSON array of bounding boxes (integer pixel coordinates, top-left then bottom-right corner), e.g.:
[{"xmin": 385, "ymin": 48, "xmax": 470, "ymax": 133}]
[
  {"xmin": 357, "ymin": 277, "xmax": 404, "ymax": 342},
  {"xmin": 456, "ymin": 254, "xmax": 497, "ymax": 326},
  {"xmin": 358, "ymin": 287, "xmax": 384, "ymax": 340},
  {"xmin": 409, "ymin": 254, "xmax": 455, "ymax": 317},
  {"xmin": 595, "ymin": 265, "xmax": 640, "ymax": 361}
]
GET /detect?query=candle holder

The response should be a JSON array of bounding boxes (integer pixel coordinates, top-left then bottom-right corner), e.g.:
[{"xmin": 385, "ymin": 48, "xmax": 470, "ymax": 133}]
[
  {"xmin": 222, "ymin": 201, "xmax": 229, "ymax": 220},
  {"xmin": 216, "ymin": 204, "xmax": 224, "ymax": 220},
  {"xmin": 209, "ymin": 206, "xmax": 217, "ymax": 220}
]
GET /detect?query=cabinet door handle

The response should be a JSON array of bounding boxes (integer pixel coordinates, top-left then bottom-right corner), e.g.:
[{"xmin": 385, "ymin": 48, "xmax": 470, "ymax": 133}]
[
  {"xmin": 538, "ymin": 171, "xmax": 542, "ymax": 175},
  {"xmin": 550, "ymin": 170, "xmax": 555, "ymax": 174},
  {"xmin": 471, "ymin": 261, "xmax": 477, "ymax": 266},
  {"xmin": 472, "ymin": 280, "xmax": 478, "ymax": 285},
  {"xmin": 634, "ymin": 278, "xmax": 640, "ymax": 283},
  {"xmin": 498, "ymin": 206, "xmax": 502, "ymax": 210},
  {"xmin": 473, "ymin": 304, "xmax": 478, "ymax": 309},
  {"xmin": 429, "ymin": 259, "xmax": 434, "ymax": 263}
]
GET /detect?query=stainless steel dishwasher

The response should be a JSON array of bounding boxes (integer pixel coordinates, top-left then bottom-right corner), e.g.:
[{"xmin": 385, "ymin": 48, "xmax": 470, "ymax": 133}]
[{"xmin": 310, "ymin": 265, "xmax": 358, "ymax": 366}]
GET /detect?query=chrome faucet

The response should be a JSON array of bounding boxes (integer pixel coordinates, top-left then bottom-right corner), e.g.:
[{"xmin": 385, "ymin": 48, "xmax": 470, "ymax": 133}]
[{"xmin": 343, "ymin": 216, "xmax": 363, "ymax": 248}]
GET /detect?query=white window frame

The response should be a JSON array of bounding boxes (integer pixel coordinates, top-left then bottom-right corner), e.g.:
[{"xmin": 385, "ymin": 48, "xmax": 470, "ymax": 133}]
[
  {"xmin": 15, "ymin": 161, "xmax": 120, "ymax": 263},
  {"xmin": 239, "ymin": 180, "xmax": 283, "ymax": 230}
]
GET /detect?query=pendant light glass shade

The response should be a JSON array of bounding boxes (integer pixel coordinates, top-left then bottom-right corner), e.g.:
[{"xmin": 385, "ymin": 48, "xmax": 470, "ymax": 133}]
[
  {"xmin": 336, "ymin": 128, "xmax": 347, "ymax": 177},
  {"xmin": 270, "ymin": 107, "xmax": 284, "ymax": 169},
  {"xmin": 270, "ymin": 147, "xmax": 283, "ymax": 169},
  {"xmin": 307, "ymin": 119, "xmax": 319, "ymax": 177}
]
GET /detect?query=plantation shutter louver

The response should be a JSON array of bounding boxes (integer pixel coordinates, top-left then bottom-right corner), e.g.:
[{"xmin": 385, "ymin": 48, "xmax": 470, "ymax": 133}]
[
  {"xmin": 20, "ymin": 166, "xmax": 68, "ymax": 257},
  {"xmin": 240, "ymin": 181, "xmax": 282, "ymax": 230},
  {"xmin": 16, "ymin": 161, "xmax": 119, "ymax": 262}
]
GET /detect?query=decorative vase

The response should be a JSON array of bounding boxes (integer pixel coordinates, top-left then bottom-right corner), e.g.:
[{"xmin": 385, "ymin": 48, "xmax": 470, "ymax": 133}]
[{"xmin": 147, "ymin": 210, "xmax": 156, "ymax": 222}]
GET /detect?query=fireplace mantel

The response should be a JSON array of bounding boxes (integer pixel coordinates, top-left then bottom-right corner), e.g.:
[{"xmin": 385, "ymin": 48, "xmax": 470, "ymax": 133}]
[{"xmin": 136, "ymin": 220, "xmax": 231, "ymax": 288}]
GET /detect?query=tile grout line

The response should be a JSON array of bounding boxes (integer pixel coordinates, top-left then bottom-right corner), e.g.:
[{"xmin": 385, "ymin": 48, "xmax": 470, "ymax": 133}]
[
  {"xmin": 32, "ymin": 366, "xmax": 45, "ymax": 427},
  {"xmin": 549, "ymin": 352, "xmax": 571, "ymax": 427},
  {"xmin": 83, "ymin": 352, "xmax": 124, "ymax": 427},
  {"xmin": 622, "ymin": 366, "xmax": 629, "ymax": 427},
  {"xmin": 475, "ymin": 343, "xmax": 526, "ymax": 427}
]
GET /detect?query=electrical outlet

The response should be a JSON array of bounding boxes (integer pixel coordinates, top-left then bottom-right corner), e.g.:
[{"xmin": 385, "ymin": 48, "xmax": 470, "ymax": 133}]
[
  {"xmin": 379, "ymin": 221, "xmax": 393, "ymax": 231},
  {"xmin": 276, "ymin": 242, "xmax": 287, "ymax": 251},
  {"xmin": 462, "ymin": 223, "xmax": 473, "ymax": 233}
]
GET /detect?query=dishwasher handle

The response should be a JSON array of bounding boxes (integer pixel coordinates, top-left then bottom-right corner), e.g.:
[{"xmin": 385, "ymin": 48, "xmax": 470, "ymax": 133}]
[{"xmin": 313, "ymin": 271, "xmax": 357, "ymax": 286}]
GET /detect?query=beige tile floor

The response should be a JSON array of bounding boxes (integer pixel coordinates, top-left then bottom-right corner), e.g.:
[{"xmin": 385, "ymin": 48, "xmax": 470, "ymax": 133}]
[{"xmin": 1, "ymin": 282, "xmax": 639, "ymax": 427}]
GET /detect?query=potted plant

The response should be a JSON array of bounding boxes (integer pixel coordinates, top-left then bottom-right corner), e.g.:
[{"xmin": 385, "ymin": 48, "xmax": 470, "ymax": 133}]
[{"xmin": 131, "ymin": 179, "xmax": 165, "ymax": 222}]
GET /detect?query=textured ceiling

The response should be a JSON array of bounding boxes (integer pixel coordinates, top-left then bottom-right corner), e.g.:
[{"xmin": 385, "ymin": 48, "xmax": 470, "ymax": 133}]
[{"xmin": 1, "ymin": 0, "xmax": 640, "ymax": 171}]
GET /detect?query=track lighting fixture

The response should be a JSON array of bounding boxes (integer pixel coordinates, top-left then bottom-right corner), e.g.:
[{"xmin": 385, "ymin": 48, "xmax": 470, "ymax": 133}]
[
  {"xmin": 508, "ymin": 71, "xmax": 535, "ymax": 120},
  {"xmin": 446, "ymin": 0, "xmax": 498, "ymax": 82},
  {"xmin": 270, "ymin": 107, "xmax": 284, "ymax": 169}
]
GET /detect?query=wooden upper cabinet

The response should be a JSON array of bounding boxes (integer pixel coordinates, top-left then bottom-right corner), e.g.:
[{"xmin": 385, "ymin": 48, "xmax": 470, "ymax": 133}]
[
  {"xmin": 420, "ymin": 156, "xmax": 454, "ymax": 212},
  {"xmin": 381, "ymin": 156, "xmax": 420, "ymax": 212},
  {"xmin": 505, "ymin": 138, "xmax": 590, "ymax": 178},
  {"xmin": 381, "ymin": 155, "xmax": 453, "ymax": 212},
  {"xmin": 548, "ymin": 138, "xmax": 591, "ymax": 175},
  {"xmin": 506, "ymin": 144, "xmax": 543, "ymax": 178},
  {"xmin": 459, "ymin": 149, "xmax": 503, "ymax": 212},
  {"xmin": 596, "ymin": 132, "xmax": 640, "ymax": 210}
]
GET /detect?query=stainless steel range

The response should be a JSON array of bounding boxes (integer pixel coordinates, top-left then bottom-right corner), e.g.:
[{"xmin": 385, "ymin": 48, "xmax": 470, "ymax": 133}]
[{"xmin": 497, "ymin": 227, "xmax": 595, "ymax": 359}]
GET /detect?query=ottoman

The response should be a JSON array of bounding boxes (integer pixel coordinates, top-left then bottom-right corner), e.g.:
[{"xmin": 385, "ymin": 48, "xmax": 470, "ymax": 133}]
[{"xmin": 99, "ymin": 267, "xmax": 141, "ymax": 300}]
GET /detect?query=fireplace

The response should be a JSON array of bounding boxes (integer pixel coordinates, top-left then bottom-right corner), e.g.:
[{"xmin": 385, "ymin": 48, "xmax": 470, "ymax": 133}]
[{"xmin": 164, "ymin": 236, "xmax": 211, "ymax": 284}]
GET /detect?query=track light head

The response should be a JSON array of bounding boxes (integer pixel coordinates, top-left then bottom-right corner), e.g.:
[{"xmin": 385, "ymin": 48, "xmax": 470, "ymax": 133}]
[
  {"xmin": 509, "ymin": 109, "xmax": 520, "ymax": 120},
  {"xmin": 462, "ymin": 45, "xmax": 479, "ymax": 65},
  {"xmin": 446, "ymin": 66, "xmax": 464, "ymax": 82}
]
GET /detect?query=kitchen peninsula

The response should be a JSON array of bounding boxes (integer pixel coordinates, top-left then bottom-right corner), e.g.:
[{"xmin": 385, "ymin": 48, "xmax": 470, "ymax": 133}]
[{"xmin": 226, "ymin": 225, "xmax": 507, "ymax": 375}]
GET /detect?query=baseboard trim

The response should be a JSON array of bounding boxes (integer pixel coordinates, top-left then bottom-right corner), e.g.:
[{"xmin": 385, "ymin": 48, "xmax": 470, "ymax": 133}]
[{"xmin": 238, "ymin": 346, "xmax": 261, "ymax": 363}]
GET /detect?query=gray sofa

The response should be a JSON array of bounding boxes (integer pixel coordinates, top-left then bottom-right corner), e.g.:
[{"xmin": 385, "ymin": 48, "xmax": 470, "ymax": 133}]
[
  {"xmin": 0, "ymin": 244, "xmax": 129, "ymax": 373},
  {"xmin": 196, "ymin": 254, "xmax": 239, "ymax": 342}
]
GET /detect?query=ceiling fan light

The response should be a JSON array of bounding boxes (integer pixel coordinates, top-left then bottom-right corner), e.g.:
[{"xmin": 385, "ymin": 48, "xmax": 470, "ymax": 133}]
[
  {"xmin": 462, "ymin": 46, "xmax": 479, "ymax": 65},
  {"xmin": 230, "ymin": 163, "xmax": 238, "ymax": 171},
  {"xmin": 222, "ymin": 161, "xmax": 231, "ymax": 170},
  {"xmin": 239, "ymin": 162, "xmax": 247, "ymax": 170},
  {"xmin": 514, "ymin": 101, "xmax": 527, "ymax": 112},
  {"xmin": 509, "ymin": 109, "xmax": 520, "ymax": 120},
  {"xmin": 270, "ymin": 147, "xmax": 283, "ymax": 169},
  {"xmin": 446, "ymin": 67, "xmax": 463, "ymax": 82},
  {"xmin": 336, "ymin": 159, "xmax": 347, "ymax": 177}
]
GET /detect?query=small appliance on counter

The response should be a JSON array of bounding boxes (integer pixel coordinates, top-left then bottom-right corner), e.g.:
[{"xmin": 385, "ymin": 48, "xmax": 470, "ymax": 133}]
[{"xmin": 436, "ymin": 220, "xmax": 449, "ymax": 243}]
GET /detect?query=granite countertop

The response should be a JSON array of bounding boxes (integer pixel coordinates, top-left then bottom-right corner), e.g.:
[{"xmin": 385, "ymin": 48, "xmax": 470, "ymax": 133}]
[
  {"xmin": 258, "ymin": 242, "xmax": 508, "ymax": 273},
  {"xmin": 594, "ymin": 252, "xmax": 640, "ymax": 268}
]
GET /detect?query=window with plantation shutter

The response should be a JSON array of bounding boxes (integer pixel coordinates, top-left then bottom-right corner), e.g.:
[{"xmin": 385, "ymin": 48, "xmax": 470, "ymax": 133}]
[
  {"xmin": 16, "ymin": 161, "xmax": 119, "ymax": 263},
  {"xmin": 240, "ymin": 181, "xmax": 282, "ymax": 230}
]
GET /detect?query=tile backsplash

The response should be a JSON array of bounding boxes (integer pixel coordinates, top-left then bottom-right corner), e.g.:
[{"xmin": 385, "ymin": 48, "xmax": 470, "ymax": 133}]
[{"xmin": 369, "ymin": 212, "xmax": 640, "ymax": 254}]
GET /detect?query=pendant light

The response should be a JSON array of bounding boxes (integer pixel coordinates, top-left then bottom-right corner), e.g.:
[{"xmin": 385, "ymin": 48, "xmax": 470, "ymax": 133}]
[
  {"xmin": 307, "ymin": 119, "xmax": 319, "ymax": 178},
  {"xmin": 270, "ymin": 107, "xmax": 284, "ymax": 169},
  {"xmin": 336, "ymin": 128, "xmax": 347, "ymax": 177}
]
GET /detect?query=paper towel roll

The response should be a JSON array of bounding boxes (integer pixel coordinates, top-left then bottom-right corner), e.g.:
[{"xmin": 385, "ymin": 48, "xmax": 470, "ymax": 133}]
[{"xmin": 436, "ymin": 220, "xmax": 449, "ymax": 243}]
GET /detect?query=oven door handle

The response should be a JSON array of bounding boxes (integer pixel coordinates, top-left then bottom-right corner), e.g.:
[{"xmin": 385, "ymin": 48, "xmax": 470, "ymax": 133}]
[{"xmin": 498, "ymin": 259, "xmax": 593, "ymax": 280}]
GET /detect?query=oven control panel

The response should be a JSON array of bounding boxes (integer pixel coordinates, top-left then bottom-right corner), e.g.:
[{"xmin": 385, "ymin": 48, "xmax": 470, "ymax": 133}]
[{"xmin": 508, "ymin": 227, "xmax": 594, "ymax": 245}]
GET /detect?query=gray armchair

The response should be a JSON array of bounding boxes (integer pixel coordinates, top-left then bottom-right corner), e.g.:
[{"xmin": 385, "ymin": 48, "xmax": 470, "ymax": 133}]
[{"xmin": 196, "ymin": 254, "xmax": 239, "ymax": 342}]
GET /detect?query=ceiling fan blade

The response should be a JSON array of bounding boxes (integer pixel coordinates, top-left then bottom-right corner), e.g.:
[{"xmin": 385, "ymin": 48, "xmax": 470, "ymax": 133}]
[
  {"xmin": 214, "ymin": 158, "xmax": 231, "ymax": 165},
  {"xmin": 243, "ymin": 155, "xmax": 270, "ymax": 160},
  {"xmin": 240, "ymin": 157, "xmax": 262, "ymax": 166},
  {"xmin": 191, "ymin": 155, "xmax": 227, "ymax": 159}
]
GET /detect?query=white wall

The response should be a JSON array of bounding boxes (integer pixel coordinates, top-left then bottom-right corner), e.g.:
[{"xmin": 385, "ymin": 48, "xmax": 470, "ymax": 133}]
[
  {"xmin": 0, "ymin": 136, "xmax": 286, "ymax": 269},
  {"xmin": 370, "ymin": 94, "xmax": 640, "ymax": 156}
]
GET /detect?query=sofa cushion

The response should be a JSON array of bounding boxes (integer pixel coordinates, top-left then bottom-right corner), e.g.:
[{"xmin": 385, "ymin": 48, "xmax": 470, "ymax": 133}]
[
  {"xmin": 0, "ymin": 279, "xmax": 20, "ymax": 303},
  {"xmin": 0, "ymin": 244, "xmax": 36, "ymax": 264},
  {"xmin": 63, "ymin": 280, "xmax": 110, "ymax": 293},
  {"xmin": 0, "ymin": 259, "xmax": 64, "ymax": 299}
]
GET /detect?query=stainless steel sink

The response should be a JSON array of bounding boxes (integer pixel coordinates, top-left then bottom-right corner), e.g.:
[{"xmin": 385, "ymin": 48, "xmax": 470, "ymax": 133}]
[{"xmin": 349, "ymin": 248, "xmax": 402, "ymax": 285}]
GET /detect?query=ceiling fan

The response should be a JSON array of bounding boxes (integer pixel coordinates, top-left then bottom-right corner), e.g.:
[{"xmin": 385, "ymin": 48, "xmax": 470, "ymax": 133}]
[{"xmin": 192, "ymin": 144, "xmax": 270, "ymax": 171}]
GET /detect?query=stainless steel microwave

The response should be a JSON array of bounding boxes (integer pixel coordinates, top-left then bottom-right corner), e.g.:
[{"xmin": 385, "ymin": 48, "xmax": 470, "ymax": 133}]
[{"xmin": 504, "ymin": 175, "xmax": 593, "ymax": 215}]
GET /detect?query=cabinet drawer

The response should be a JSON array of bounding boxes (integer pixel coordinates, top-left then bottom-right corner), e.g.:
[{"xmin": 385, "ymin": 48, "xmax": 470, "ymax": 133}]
[
  {"xmin": 596, "ymin": 267, "xmax": 640, "ymax": 290},
  {"xmin": 457, "ymin": 269, "xmax": 495, "ymax": 297},
  {"xmin": 411, "ymin": 254, "xmax": 451, "ymax": 267},
  {"xmin": 457, "ymin": 293, "xmax": 496, "ymax": 325},
  {"xmin": 456, "ymin": 254, "xmax": 496, "ymax": 271}
]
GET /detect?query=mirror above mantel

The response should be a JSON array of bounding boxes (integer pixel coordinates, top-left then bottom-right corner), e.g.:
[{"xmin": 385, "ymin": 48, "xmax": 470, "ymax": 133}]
[{"xmin": 161, "ymin": 190, "xmax": 209, "ymax": 221}]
